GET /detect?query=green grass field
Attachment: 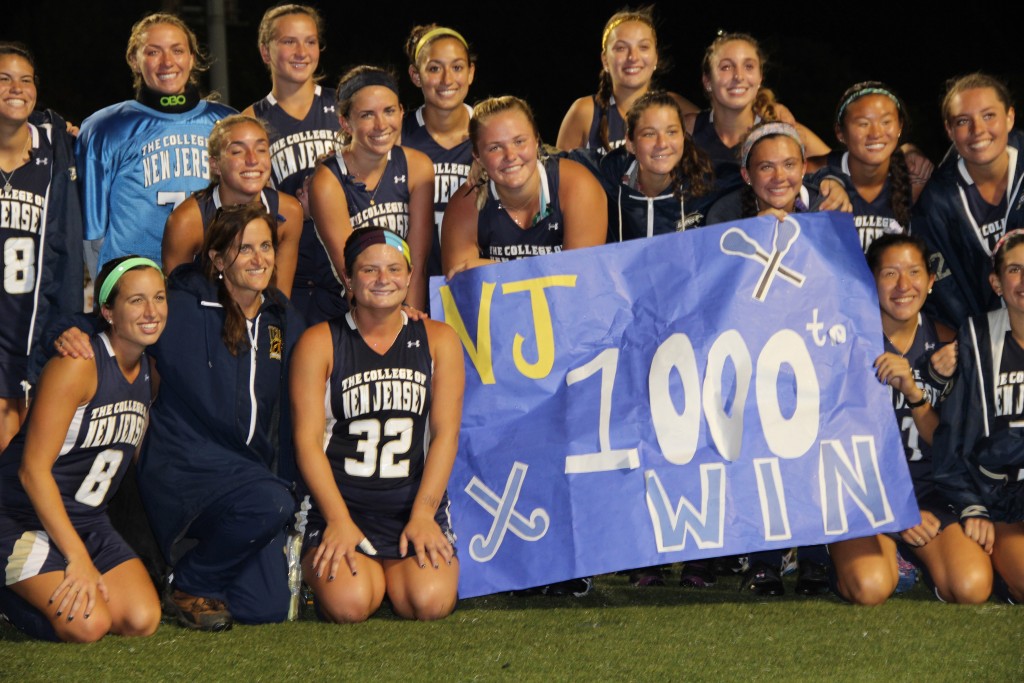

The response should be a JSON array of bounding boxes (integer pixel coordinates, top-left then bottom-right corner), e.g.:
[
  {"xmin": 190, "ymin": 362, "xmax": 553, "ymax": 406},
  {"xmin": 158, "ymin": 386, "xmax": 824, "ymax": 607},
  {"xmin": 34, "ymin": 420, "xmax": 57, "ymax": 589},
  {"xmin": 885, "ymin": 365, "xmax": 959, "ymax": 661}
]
[{"xmin": 3, "ymin": 570, "xmax": 1022, "ymax": 681}]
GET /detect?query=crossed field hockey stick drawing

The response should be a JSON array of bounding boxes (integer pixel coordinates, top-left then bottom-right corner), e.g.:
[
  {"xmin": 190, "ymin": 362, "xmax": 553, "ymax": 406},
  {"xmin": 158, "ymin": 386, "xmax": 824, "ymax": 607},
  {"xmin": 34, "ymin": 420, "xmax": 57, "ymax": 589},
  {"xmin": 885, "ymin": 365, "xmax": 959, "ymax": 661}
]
[{"xmin": 719, "ymin": 216, "xmax": 806, "ymax": 301}]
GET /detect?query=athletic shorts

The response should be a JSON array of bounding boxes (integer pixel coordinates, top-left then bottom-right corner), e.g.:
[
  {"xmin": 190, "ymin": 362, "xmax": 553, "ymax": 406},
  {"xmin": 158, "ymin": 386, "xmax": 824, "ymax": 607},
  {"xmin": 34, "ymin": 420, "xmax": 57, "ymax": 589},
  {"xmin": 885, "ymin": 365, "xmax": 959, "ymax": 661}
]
[
  {"xmin": 1, "ymin": 517, "xmax": 137, "ymax": 586},
  {"xmin": 302, "ymin": 484, "xmax": 455, "ymax": 560},
  {"xmin": 0, "ymin": 356, "xmax": 28, "ymax": 398},
  {"xmin": 885, "ymin": 494, "xmax": 959, "ymax": 543}
]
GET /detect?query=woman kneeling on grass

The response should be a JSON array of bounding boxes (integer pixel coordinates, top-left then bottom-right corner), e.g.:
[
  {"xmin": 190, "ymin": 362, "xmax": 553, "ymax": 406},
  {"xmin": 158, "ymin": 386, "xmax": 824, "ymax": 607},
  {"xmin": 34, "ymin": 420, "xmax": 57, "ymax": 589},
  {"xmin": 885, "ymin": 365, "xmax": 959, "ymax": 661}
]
[
  {"xmin": 933, "ymin": 229, "xmax": 1024, "ymax": 603},
  {"xmin": 830, "ymin": 234, "xmax": 991, "ymax": 605},
  {"xmin": 0, "ymin": 258, "xmax": 165, "ymax": 641},
  {"xmin": 291, "ymin": 227, "xmax": 464, "ymax": 621}
]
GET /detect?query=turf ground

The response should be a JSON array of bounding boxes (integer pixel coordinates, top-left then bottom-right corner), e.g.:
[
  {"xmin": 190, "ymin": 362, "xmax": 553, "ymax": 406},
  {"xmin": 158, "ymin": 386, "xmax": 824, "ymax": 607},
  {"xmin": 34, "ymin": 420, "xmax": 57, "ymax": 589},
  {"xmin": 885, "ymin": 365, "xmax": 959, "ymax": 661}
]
[{"xmin": 3, "ymin": 569, "xmax": 1022, "ymax": 681}]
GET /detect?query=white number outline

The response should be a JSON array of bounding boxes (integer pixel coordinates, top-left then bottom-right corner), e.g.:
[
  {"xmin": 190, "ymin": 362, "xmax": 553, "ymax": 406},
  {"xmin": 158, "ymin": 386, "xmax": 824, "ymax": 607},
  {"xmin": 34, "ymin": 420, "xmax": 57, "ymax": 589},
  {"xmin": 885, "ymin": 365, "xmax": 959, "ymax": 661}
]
[{"xmin": 345, "ymin": 417, "xmax": 415, "ymax": 478}]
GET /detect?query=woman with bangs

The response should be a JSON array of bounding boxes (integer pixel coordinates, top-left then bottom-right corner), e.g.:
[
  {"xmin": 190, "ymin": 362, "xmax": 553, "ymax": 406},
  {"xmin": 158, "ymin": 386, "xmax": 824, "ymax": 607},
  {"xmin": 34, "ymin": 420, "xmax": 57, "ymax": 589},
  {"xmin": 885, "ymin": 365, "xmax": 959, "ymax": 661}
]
[{"xmin": 829, "ymin": 234, "xmax": 990, "ymax": 605}]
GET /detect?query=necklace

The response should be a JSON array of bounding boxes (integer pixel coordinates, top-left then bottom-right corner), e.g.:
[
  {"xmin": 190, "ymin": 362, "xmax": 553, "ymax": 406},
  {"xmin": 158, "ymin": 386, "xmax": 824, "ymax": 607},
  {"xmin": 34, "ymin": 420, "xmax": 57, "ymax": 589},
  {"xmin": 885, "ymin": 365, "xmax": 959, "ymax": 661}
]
[
  {"xmin": 0, "ymin": 130, "xmax": 31, "ymax": 193},
  {"xmin": 345, "ymin": 151, "xmax": 390, "ymax": 206},
  {"xmin": 351, "ymin": 309, "xmax": 403, "ymax": 351},
  {"xmin": 496, "ymin": 183, "xmax": 541, "ymax": 227},
  {"xmin": 884, "ymin": 321, "xmax": 918, "ymax": 357}
]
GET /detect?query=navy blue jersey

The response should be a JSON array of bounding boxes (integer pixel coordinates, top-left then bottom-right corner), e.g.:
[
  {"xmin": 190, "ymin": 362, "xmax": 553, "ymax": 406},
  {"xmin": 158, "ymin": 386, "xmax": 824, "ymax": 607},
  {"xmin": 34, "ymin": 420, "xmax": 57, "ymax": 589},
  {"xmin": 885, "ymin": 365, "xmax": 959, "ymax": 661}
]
[
  {"xmin": 0, "ymin": 124, "xmax": 52, "ymax": 371},
  {"xmin": 993, "ymin": 331, "xmax": 1024, "ymax": 433},
  {"xmin": 913, "ymin": 134, "xmax": 1024, "ymax": 328},
  {"xmin": 585, "ymin": 96, "xmax": 626, "ymax": 154},
  {"xmin": 324, "ymin": 148, "xmax": 412, "ymax": 239},
  {"xmin": 478, "ymin": 157, "xmax": 564, "ymax": 261},
  {"xmin": 958, "ymin": 166, "xmax": 1010, "ymax": 256},
  {"xmin": 401, "ymin": 105, "xmax": 473, "ymax": 277},
  {"xmin": 323, "ymin": 313, "xmax": 431, "ymax": 492},
  {"xmin": 194, "ymin": 185, "xmax": 283, "ymax": 233},
  {"xmin": 252, "ymin": 86, "xmax": 339, "ymax": 198},
  {"xmin": 884, "ymin": 314, "xmax": 950, "ymax": 500},
  {"xmin": 0, "ymin": 333, "xmax": 151, "ymax": 526},
  {"xmin": 592, "ymin": 147, "xmax": 714, "ymax": 241},
  {"xmin": 691, "ymin": 110, "xmax": 744, "ymax": 196},
  {"xmin": 252, "ymin": 87, "xmax": 341, "ymax": 319},
  {"xmin": 76, "ymin": 100, "xmax": 236, "ymax": 268},
  {"xmin": 825, "ymin": 151, "xmax": 907, "ymax": 254}
]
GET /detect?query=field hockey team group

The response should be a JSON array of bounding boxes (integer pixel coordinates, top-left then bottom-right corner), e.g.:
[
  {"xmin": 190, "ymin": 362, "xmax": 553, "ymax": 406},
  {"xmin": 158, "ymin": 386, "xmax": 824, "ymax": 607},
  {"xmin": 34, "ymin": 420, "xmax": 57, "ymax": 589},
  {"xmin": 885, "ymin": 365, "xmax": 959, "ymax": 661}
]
[{"xmin": 0, "ymin": 4, "xmax": 1021, "ymax": 643}]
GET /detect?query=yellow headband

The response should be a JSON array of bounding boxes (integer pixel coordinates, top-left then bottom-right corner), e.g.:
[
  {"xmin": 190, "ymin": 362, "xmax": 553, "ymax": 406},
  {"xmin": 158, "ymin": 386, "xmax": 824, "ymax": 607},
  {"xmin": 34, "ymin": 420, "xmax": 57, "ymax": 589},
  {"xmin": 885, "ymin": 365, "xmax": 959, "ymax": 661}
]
[
  {"xmin": 602, "ymin": 16, "xmax": 652, "ymax": 51},
  {"xmin": 414, "ymin": 27, "xmax": 468, "ymax": 63}
]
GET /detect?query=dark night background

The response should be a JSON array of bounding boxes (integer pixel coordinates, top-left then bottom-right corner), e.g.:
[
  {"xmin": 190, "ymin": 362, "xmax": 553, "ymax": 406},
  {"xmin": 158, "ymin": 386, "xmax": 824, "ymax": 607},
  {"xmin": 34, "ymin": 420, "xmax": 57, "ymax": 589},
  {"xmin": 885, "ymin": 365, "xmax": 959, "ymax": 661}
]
[{"xmin": 5, "ymin": 1, "xmax": 1021, "ymax": 162}]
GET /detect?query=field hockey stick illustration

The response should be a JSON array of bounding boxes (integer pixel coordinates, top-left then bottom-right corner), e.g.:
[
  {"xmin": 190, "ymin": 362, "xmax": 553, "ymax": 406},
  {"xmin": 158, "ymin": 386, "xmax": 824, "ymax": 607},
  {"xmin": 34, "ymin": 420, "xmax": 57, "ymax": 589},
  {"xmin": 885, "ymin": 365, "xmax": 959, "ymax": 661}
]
[
  {"xmin": 753, "ymin": 217, "xmax": 801, "ymax": 301},
  {"xmin": 719, "ymin": 227, "xmax": 805, "ymax": 287}
]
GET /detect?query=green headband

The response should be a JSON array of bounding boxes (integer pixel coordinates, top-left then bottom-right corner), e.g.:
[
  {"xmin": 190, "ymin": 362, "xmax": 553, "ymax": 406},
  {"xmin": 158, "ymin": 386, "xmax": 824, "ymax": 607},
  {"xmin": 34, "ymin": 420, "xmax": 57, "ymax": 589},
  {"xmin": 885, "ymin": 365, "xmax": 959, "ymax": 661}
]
[
  {"xmin": 99, "ymin": 257, "xmax": 162, "ymax": 306},
  {"xmin": 836, "ymin": 87, "xmax": 901, "ymax": 127}
]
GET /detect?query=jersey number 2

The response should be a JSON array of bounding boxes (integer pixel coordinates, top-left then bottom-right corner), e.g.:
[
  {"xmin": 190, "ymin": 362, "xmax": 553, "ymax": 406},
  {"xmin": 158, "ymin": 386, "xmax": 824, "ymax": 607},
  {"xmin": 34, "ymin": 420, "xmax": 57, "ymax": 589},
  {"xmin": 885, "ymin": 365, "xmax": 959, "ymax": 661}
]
[
  {"xmin": 74, "ymin": 448, "xmax": 124, "ymax": 507},
  {"xmin": 345, "ymin": 418, "xmax": 414, "ymax": 478}
]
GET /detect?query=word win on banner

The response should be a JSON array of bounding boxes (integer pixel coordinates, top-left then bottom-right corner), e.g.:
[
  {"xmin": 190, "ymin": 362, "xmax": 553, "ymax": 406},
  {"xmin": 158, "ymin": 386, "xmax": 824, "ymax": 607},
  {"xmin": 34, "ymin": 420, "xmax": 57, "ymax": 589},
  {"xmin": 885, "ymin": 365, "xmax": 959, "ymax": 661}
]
[{"xmin": 430, "ymin": 212, "xmax": 916, "ymax": 598}]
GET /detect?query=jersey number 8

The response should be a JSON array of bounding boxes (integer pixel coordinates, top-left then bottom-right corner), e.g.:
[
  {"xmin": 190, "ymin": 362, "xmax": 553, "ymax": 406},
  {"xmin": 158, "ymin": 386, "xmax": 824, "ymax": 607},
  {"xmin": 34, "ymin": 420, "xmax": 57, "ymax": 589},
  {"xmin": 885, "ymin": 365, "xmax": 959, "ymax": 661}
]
[
  {"xmin": 345, "ymin": 417, "xmax": 414, "ymax": 478},
  {"xmin": 4, "ymin": 237, "xmax": 36, "ymax": 295},
  {"xmin": 74, "ymin": 448, "xmax": 124, "ymax": 507}
]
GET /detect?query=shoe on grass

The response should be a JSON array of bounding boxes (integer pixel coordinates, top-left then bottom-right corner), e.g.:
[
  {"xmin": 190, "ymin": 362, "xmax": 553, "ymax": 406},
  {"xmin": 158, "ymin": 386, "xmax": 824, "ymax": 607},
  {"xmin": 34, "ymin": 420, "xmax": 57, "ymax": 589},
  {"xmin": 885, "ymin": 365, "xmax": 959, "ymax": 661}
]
[
  {"xmin": 680, "ymin": 561, "xmax": 716, "ymax": 588},
  {"xmin": 168, "ymin": 589, "xmax": 233, "ymax": 631},
  {"xmin": 712, "ymin": 555, "xmax": 748, "ymax": 575},
  {"xmin": 543, "ymin": 577, "xmax": 593, "ymax": 597},
  {"xmin": 629, "ymin": 567, "xmax": 667, "ymax": 587},
  {"xmin": 795, "ymin": 560, "xmax": 831, "ymax": 596},
  {"xmin": 741, "ymin": 562, "xmax": 784, "ymax": 596}
]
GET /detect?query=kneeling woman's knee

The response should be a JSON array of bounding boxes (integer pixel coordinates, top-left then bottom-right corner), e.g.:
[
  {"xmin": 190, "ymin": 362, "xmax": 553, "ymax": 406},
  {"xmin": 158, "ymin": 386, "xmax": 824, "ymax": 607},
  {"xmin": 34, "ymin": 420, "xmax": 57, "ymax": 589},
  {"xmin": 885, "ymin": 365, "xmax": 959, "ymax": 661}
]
[
  {"xmin": 839, "ymin": 568, "xmax": 896, "ymax": 606},
  {"xmin": 54, "ymin": 611, "xmax": 112, "ymax": 643},
  {"xmin": 942, "ymin": 567, "xmax": 993, "ymax": 604},
  {"xmin": 318, "ymin": 593, "xmax": 378, "ymax": 624},
  {"xmin": 394, "ymin": 583, "xmax": 458, "ymax": 621},
  {"xmin": 115, "ymin": 598, "xmax": 162, "ymax": 637},
  {"xmin": 246, "ymin": 480, "xmax": 296, "ymax": 533}
]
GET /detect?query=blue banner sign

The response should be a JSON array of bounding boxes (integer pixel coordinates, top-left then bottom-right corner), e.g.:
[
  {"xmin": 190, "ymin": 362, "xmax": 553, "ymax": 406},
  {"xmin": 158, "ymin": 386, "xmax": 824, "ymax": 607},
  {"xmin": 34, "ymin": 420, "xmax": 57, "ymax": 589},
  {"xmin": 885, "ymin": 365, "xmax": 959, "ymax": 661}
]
[{"xmin": 430, "ymin": 212, "xmax": 917, "ymax": 598}]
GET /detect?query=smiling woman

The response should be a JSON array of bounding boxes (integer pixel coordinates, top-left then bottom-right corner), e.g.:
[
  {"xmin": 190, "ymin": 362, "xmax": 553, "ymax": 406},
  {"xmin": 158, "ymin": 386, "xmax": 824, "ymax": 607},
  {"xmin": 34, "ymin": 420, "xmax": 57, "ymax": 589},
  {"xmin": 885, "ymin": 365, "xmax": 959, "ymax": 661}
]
[
  {"xmin": 291, "ymin": 226, "xmax": 464, "ymax": 623},
  {"xmin": 134, "ymin": 203, "xmax": 304, "ymax": 631},
  {"xmin": 309, "ymin": 66, "xmax": 435, "ymax": 311},
  {"xmin": 578, "ymin": 90, "xmax": 716, "ymax": 242},
  {"xmin": 0, "ymin": 42, "xmax": 84, "ymax": 450},
  {"xmin": 913, "ymin": 73, "xmax": 1024, "ymax": 328},
  {"xmin": 76, "ymin": 12, "xmax": 236, "ymax": 273},
  {"xmin": 705, "ymin": 121, "xmax": 836, "ymax": 224},
  {"xmin": 402, "ymin": 24, "xmax": 477, "ymax": 278},
  {"xmin": 556, "ymin": 7, "xmax": 698, "ymax": 154},
  {"xmin": 0, "ymin": 257, "xmax": 164, "ymax": 642},
  {"xmin": 441, "ymin": 95, "xmax": 607, "ymax": 276},
  {"xmin": 162, "ymin": 115, "xmax": 303, "ymax": 296},
  {"xmin": 243, "ymin": 4, "xmax": 342, "ymax": 324}
]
